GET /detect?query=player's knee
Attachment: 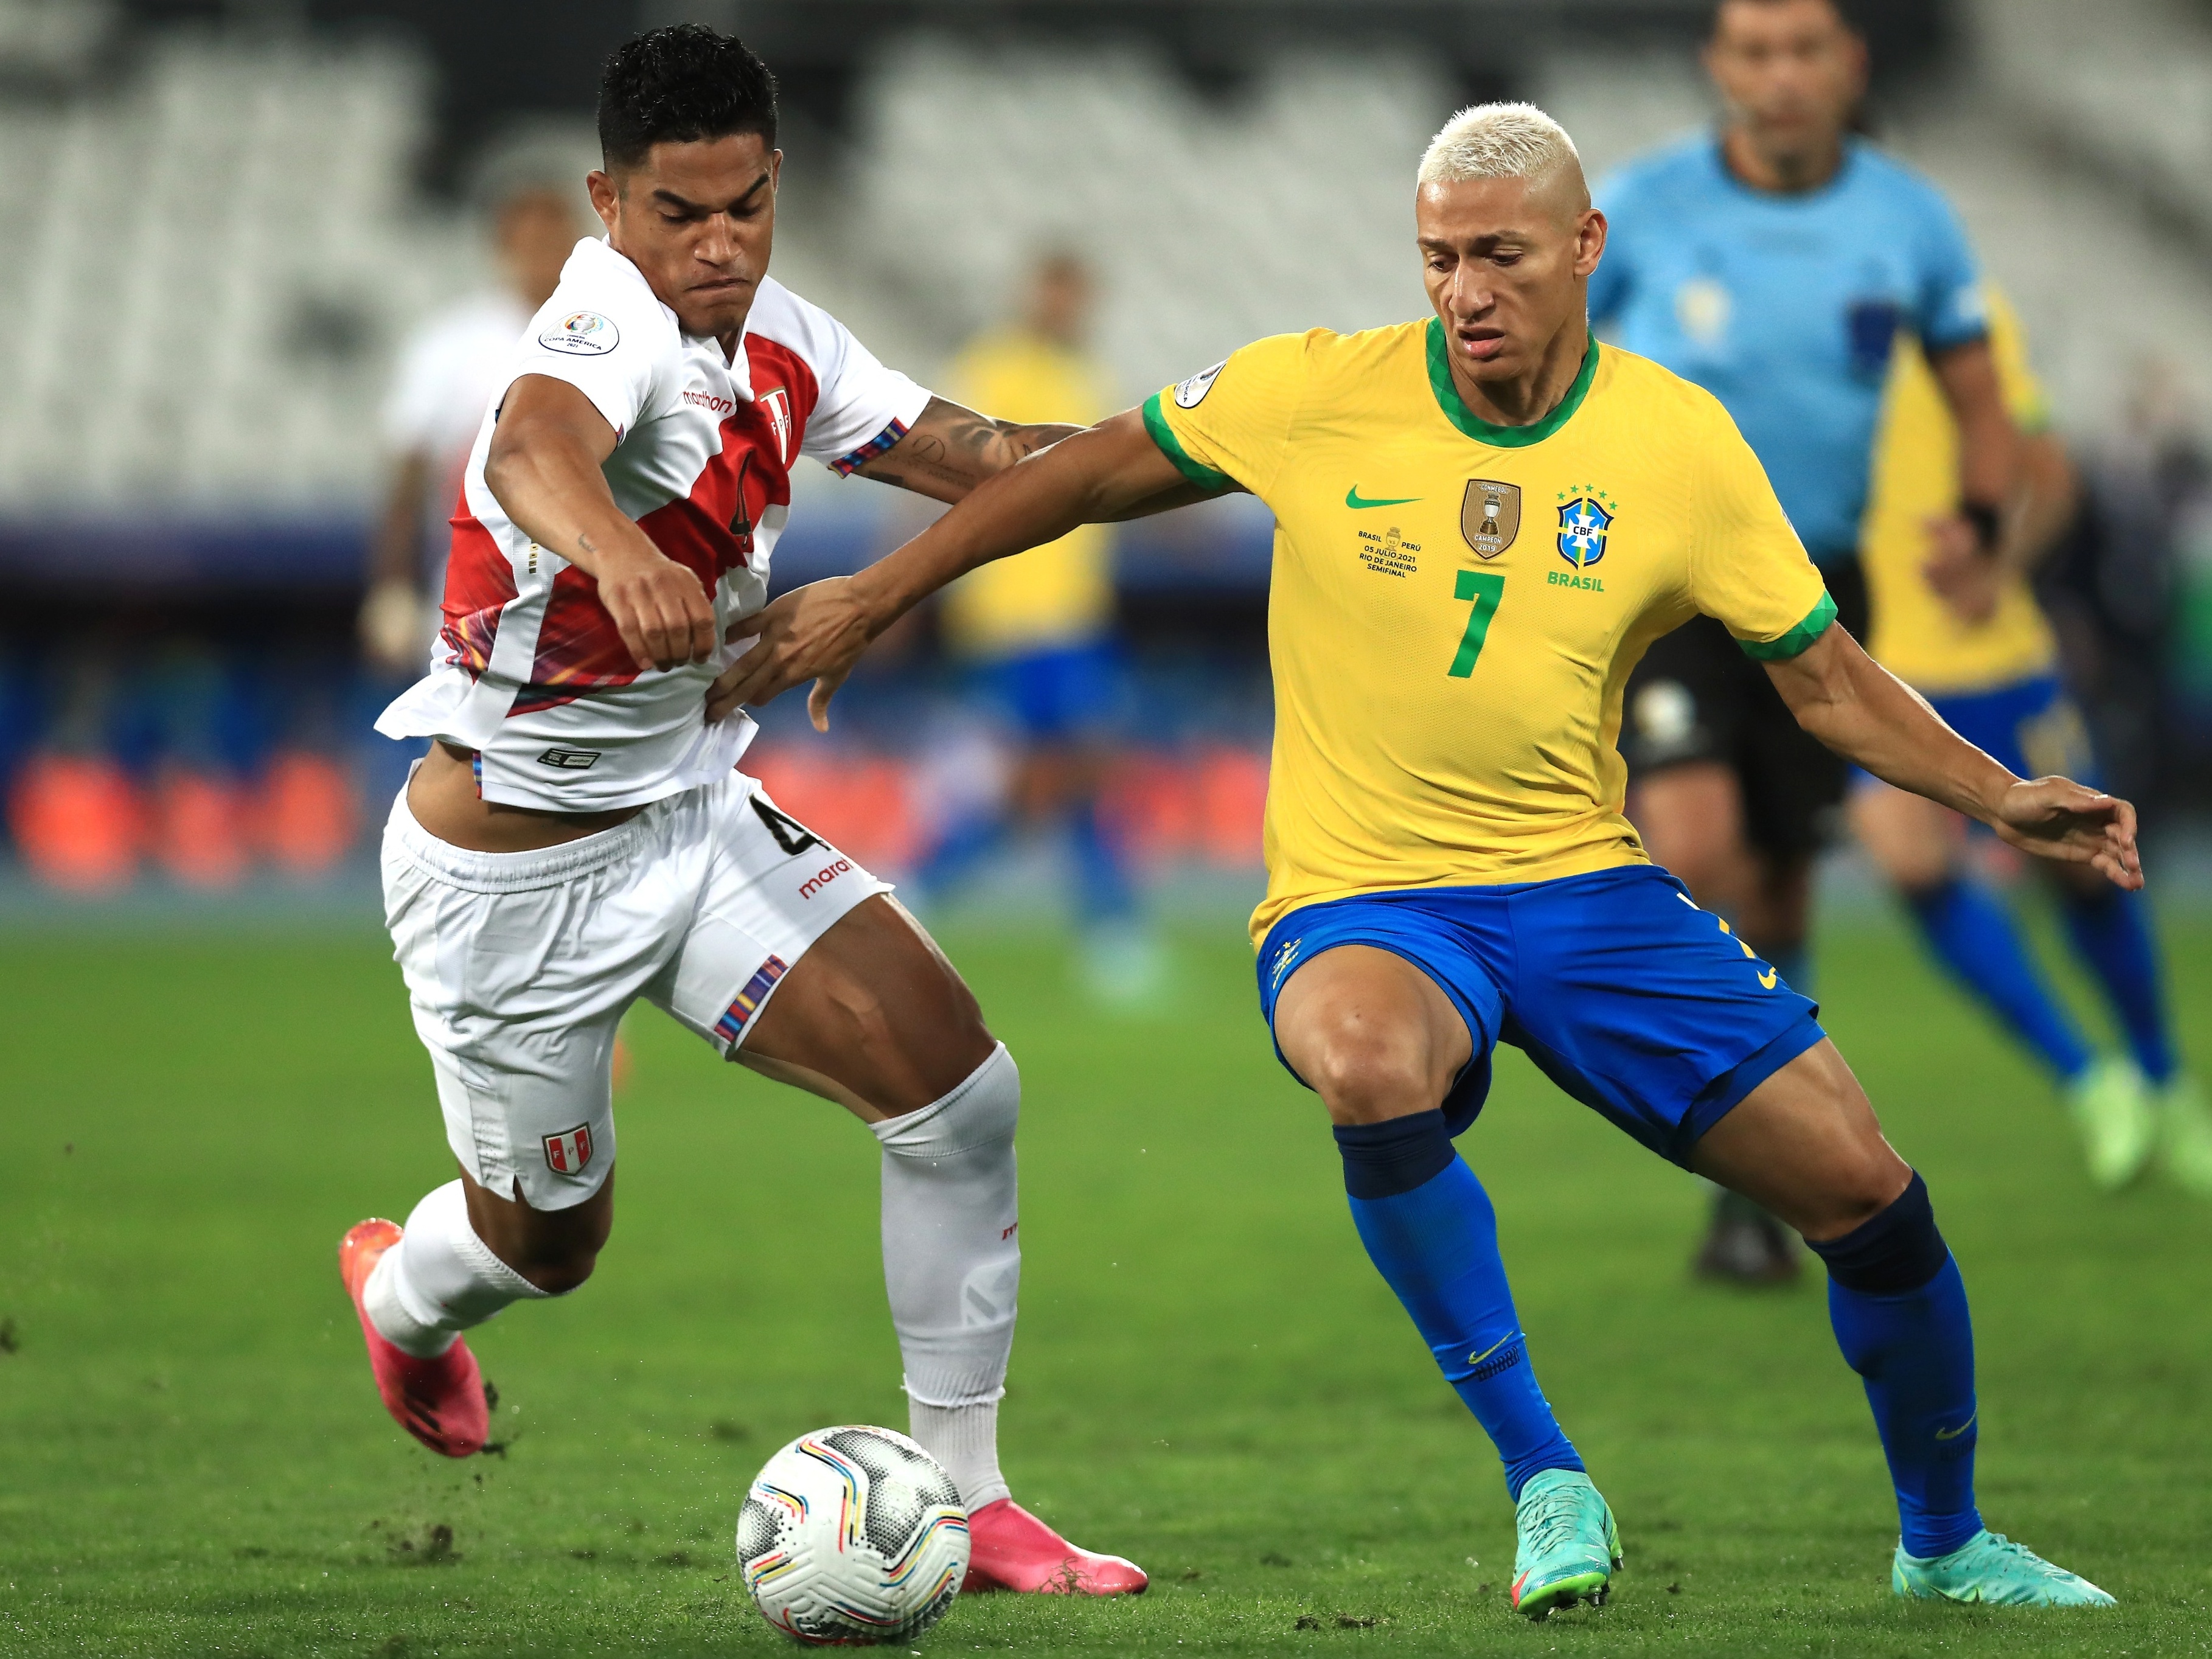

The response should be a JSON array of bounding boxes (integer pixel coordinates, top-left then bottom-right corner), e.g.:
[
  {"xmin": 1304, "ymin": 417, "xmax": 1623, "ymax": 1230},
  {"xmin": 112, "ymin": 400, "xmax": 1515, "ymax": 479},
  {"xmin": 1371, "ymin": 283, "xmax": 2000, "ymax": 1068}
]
[
  {"xmin": 479, "ymin": 1195, "xmax": 612, "ymax": 1296},
  {"xmin": 515, "ymin": 1248, "xmax": 600, "ymax": 1296},
  {"xmin": 1878, "ymin": 840, "xmax": 1954, "ymax": 893},
  {"xmin": 1805, "ymin": 1168, "xmax": 1950, "ymax": 1295},
  {"xmin": 1304, "ymin": 1025, "xmax": 1439, "ymax": 1125},
  {"xmin": 1804, "ymin": 1143, "xmax": 1915, "ymax": 1242}
]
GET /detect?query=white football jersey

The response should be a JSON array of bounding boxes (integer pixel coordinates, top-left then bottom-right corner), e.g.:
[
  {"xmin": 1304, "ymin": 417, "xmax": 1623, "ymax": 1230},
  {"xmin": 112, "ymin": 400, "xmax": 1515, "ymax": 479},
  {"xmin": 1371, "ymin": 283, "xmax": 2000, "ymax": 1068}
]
[
  {"xmin": 375, "ymin": 237, "xmax": 929, "ymax": 811},
  {"xmin": 381, "ymin": 290, "xmax": 531, "ymax": 593}
]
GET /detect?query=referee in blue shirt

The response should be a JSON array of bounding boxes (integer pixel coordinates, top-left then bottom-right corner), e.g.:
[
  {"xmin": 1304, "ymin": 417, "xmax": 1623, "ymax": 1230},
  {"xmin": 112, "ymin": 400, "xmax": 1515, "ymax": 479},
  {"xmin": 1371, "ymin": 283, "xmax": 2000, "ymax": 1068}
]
[{"xmin": 1590, "ymin": 0, "xmax": 2021, "ymax": 1282}]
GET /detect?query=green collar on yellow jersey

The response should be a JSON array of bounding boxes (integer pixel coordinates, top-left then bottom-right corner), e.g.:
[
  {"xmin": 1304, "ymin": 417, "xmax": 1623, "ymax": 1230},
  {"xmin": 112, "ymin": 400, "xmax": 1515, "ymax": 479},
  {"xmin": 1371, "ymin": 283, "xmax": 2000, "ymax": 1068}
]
[{"xmin": 1425, "ymin": 319, "xmax": 1599, "ymax": 448}]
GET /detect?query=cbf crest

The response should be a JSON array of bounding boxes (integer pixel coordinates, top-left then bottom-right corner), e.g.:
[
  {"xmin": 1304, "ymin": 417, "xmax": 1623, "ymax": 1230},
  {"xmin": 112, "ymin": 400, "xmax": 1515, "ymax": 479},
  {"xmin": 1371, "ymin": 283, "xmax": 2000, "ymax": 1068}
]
[
  {"xmin": 1460, "ymin": 479, "xmax": 1521, "ymax": 559},
  {"xmin": 1556, "ymin": 487, "xmax": 1619, "ymax": 569}
]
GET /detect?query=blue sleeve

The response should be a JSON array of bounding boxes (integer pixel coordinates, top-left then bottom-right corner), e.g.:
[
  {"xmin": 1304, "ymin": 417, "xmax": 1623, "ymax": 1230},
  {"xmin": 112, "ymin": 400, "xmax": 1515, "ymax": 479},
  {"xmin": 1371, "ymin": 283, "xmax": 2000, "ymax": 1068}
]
[{"xmin": 1908, "ymin": 179, "xmax": 1988, "ymax": 353}]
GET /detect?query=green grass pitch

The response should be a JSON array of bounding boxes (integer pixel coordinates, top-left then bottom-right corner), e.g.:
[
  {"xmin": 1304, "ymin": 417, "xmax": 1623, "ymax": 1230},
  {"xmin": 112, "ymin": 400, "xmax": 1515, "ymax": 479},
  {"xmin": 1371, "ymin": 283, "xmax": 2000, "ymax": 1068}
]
[{"xmin": 3, "ymin": 908, "xmax": 2210, "ymax": 1657}]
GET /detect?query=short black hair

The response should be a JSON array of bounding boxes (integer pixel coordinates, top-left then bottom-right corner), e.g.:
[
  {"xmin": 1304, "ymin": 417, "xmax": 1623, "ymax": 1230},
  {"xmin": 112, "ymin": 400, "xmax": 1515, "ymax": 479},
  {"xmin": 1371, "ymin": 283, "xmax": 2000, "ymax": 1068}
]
[
  {"xmin": 597, "ymin": 24, "xmax": 778, "ymax": 172},
  {"xmin": 1710, "ymin": 0, "xmax": 1862, "ymax": 36}
]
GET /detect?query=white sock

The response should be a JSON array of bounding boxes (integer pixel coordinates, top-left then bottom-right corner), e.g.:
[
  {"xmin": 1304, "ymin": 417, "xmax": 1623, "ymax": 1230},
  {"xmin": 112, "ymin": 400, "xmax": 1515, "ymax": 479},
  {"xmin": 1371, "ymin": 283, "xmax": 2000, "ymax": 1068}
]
[
  {"xmin": 363, "ymin": 1179, "xmax": 547, "ymax": 1358},
  {"xmin": 874, "ymin": 1042, "xmax": 1020, "ymax": 1511},
  {"xmin": 909, "ymin": 1399, "xmax": 1009, "ymax": 1512}
]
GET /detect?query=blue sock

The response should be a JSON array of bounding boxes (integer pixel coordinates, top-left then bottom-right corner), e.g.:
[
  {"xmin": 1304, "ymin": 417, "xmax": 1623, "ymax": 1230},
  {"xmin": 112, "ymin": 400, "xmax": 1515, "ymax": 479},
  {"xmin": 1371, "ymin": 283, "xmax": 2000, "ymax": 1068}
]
[
  {"xmin": 1069, "ymin": 796, "xmax": 1136, "ymax": 923},
  {"xmin": 1807, "ymin": 1172, "xmax": 1982, "ymax": 1560},
  {"xmin": 1335, "ymin": 1111, "xmax": 1582, "ymax": 1500},
  {"xmin": 1906, "ymin": 877, "xmax": 2092, "ymax": 1083},
  {"xmin": 2062, "ymin": 888, "xmax": 2175, "ymax": 1085},
  {"xmin": 916, "ymin": 813, "xmax": 1001, "ymax": 901}
]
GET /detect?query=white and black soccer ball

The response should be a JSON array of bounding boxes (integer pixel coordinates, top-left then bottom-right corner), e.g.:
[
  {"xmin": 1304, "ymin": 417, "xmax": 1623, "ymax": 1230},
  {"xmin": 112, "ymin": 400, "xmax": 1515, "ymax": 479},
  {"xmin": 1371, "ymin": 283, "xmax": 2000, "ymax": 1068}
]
[{"xmin": 737, "ymin": 1425, "xmax": 970, "ymax": 1646}]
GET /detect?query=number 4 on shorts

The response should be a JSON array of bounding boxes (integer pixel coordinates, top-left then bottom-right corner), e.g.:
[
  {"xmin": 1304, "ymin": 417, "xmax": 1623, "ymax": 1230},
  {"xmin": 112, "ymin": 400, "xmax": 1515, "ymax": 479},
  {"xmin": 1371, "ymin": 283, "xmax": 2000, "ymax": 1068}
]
[
  {"xmin": 750, "ymin": 795, "xmax": 822, "ymax": 855},
  {"xmin": 1449, "ymin": 569, "xmax": 1505, "ymax": 678}
]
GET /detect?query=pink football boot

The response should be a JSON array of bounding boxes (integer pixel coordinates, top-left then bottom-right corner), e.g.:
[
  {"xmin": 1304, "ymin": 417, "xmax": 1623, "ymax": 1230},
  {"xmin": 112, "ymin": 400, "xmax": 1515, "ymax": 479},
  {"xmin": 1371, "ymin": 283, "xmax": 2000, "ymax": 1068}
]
[
  {"xmin": 962, "ymin": 1498, "xmax": 1148, "ymax": 1595},
  {"xmin": 338, "ymin": 1219, "xmax": 490, "ymax": 1458}
]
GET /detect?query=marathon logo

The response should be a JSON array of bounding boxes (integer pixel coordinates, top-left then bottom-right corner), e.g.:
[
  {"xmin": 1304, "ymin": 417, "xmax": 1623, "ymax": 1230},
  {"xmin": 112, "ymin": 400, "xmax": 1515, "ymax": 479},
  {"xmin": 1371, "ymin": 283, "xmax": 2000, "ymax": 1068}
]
[
  {"xmin": 535, "ymin": 747, "xmax": 602, "ymax": 770},
  {"xmin": 798, "ymin": 858, "xmax": 852, "ymax": 900}
]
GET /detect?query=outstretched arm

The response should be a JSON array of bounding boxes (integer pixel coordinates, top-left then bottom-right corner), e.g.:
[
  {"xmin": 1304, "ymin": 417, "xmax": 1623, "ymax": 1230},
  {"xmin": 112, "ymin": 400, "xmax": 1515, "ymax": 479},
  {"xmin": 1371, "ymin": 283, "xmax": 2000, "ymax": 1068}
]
[
  {"xmin": 711, "ymin": 409, "xmax": 1189, "ymax": 726},
  {"xmin": 1764, "ymin": 624, "xmax": 2141, "ymax": 889},
  {"xmin": 849, "ymin": 395, "xmax": 1082, "ymax": 503}
]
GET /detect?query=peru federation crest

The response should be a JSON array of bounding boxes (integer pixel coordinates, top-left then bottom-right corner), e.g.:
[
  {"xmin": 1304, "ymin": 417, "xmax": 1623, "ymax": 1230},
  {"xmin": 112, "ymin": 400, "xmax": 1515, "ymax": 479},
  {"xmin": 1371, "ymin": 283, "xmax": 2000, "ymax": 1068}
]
[
  {"xmin": 758, "ymin": 386, "xmax": 794, "ymax": 464},
  {"xmin": 543, "ymin": 1123, "xmax": 594, "ymax": 1177},
  {"xmin": 1461, "ymin": 479, "xmax": 1521, "ymax": 560},
  {"xmin": 1556, "ymin": 495, "xmax": 1615, "ymax": 569}
]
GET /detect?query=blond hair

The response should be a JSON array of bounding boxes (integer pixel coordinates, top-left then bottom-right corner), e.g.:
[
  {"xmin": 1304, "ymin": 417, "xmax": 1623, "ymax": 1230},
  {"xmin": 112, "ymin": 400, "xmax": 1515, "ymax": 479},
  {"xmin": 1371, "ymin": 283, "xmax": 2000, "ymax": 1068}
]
[{"xmin": 1417, "ymin": 102, "xmax": 1582, "ymax": 189}]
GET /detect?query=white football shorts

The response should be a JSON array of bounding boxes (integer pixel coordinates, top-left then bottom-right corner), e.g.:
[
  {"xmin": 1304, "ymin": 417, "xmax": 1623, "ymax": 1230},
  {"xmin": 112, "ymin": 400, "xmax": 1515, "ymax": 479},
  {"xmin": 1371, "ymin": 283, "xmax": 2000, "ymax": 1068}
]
[{"xmin": 381, "ymin": 769, "xmax": 890, "ymax": 1210}]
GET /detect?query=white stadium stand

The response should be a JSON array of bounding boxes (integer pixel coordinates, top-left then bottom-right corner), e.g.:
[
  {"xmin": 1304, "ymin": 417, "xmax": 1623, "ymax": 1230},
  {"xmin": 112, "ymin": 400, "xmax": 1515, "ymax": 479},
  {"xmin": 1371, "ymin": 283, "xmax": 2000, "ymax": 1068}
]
[{"xmin": 0, "ymin": 13, "xmax": 2208, "ymax": 520}]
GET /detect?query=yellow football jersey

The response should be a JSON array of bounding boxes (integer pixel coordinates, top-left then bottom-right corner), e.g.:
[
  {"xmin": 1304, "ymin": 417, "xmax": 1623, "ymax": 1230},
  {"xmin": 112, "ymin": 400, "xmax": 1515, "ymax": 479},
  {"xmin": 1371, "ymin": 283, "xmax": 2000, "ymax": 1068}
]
[
  {"xmin": 941, "ymin": 329, "xmax": 1116, "ymax": 658},
  {"xmin": 1143, "ymin": 322, "xmax": 1832, "ymax": 946},
  {"xmin": 1862, "ymin": 288, "xmax": 2058, "ymax": 693}
]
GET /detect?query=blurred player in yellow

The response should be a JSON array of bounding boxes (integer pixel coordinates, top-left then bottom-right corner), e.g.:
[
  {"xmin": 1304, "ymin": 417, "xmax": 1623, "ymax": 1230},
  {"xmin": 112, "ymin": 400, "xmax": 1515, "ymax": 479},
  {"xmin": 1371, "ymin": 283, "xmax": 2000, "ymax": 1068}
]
[
  {"xmin": 717, "ymin": 103, "xmax": 2132, "ymax": 1616},
  {"xmin": 1856, "ymin": 290, "xmax": 2212, "ymax": 1194},
  {"xmin": 929, "ymin": 252, "xmax": 1158, "ymax": 997}
]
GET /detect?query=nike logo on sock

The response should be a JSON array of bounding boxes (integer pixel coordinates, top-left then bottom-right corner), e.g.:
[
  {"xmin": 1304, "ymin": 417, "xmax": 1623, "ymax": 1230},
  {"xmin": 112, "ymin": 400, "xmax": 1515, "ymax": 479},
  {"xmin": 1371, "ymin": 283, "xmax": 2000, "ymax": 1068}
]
[
  {"xmin": 1468, "ymin": 1334, "xmax": 1516, "ymax": 1367},
  {"xmin": 1935, "ymin": 1413, "xmax": 1975, "ymax": 1441}
]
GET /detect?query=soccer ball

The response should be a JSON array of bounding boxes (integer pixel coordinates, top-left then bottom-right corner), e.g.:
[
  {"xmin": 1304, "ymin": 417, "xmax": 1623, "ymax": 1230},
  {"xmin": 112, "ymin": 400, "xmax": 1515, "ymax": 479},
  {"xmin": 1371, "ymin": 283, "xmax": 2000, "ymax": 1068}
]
[{"xmin": 736, "ymin": 1425, "xmax": 970, "ymax": 1646}]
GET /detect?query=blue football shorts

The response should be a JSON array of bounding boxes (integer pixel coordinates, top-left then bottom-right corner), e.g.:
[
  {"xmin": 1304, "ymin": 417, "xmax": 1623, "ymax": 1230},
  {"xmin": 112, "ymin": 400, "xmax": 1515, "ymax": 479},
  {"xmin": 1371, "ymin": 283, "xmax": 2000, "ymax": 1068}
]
[
  {"xmin": 1254, "ymin": 864, "xmax": 1826, "ymax": 1166},
  {"xmin": 977, "ymin": 639, "xmax": 1124, "ymax": 743},
  {"xmin": 1852, "ymin": 672, "xmax": 2095, "ymax": 815}
]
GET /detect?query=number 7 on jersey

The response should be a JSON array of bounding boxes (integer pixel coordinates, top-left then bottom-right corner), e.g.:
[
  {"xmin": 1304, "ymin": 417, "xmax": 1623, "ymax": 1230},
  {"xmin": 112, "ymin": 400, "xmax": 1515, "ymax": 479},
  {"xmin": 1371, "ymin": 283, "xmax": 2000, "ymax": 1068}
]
[{"xmin": 1448, "ymin": 569, "xmax": 1506, "ymax": 678}]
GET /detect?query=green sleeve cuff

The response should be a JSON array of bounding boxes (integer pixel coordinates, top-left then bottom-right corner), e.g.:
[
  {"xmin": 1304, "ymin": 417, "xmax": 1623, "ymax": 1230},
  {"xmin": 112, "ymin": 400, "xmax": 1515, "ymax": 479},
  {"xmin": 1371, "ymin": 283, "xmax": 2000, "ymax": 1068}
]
[
  {"xmin": 1736, "ymin": 592, "xmax": 1838, "ymax": 662},
  {"xmin": 1141, "ymin": 392, "xmax": 1233, "ymax": 492}
]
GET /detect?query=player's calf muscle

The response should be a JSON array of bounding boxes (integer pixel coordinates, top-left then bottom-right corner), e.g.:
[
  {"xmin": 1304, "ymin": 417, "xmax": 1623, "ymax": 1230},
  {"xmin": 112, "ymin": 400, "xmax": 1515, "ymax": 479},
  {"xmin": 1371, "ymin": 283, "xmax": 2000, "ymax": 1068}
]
[
  {"xmin": 462, "ymin": 1166, "xmax": 613, "ymax": 1293},
  {"xmin": 1692, "ymin": 1042, "xmax": 1910, "ymax": 1240}
]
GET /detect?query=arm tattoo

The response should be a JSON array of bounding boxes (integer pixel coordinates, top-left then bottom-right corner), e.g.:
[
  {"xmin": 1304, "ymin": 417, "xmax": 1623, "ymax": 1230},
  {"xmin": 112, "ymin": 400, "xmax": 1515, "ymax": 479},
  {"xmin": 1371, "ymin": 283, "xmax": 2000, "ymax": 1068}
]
[{"xmin": 855, "ymin": 397, "xmax": 1083, "ymax": 499}]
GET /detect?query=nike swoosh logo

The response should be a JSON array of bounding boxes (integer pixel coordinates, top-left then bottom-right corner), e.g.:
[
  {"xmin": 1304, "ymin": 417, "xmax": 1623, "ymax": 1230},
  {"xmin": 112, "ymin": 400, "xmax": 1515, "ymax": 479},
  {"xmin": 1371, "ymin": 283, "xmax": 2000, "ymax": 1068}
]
[
  {"xmin": 1935, "ymin": 1414, "xmax": 1975, "ymax": 1441},
  {"xmin": 1759, "ymin": 969, "xmax": 1778, "ymax": 989},
  {"xmin": 1346, "ymin": 486, "xmax": 1420, "ymax": 509},
  {"xmin": 1467, "ymin": 1333, "xmax": 1516, "ymax": 1367}
]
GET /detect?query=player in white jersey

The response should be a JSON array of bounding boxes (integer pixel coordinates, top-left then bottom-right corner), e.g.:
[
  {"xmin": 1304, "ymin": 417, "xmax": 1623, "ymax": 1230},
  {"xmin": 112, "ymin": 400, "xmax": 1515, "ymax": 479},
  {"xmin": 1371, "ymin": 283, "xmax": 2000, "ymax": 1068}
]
[
  {"xmin": 360, "ymin": 168, "xmax": 585, "ymax": 678},
  {"xmin": 337, "ymin": 26, "xmax": 1156, "ymax": 1596}
]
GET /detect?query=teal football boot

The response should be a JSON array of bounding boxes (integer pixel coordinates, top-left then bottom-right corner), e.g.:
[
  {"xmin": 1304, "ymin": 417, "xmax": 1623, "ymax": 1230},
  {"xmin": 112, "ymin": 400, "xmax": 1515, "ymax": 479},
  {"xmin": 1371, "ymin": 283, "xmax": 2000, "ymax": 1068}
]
[
  {"xmin": 1893, "ymin": 1529, "xmax": 2115, "ymax": 1607},
  {"xmin": 2067, "ymin": 1056, "xmax": 2155, "ymax": 1191},
  {"xmin": 2155, "ymin": 1074, "xmax": 2212, "ymax": 1199},
  {"xmin": 1509, "ymin": 1469, "xmax": 1621, "ymax": 1619}
]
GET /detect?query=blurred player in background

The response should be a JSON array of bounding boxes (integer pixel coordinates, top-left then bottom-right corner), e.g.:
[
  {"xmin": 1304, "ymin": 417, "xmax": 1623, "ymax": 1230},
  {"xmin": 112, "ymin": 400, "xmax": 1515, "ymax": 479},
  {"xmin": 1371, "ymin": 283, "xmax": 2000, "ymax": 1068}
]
[
  {"xmin": 1857, "ymin": 291, "xmax": 2212, "ymax": 1194},
  {"xmin": 722, "ymin": 103, "xmax": 2129, "ymax": 1618},
  {"xmin": 1590, "ymin": 0, "xmax": 2020, "ymax": 1281},
  {"xmin": 927, "ymin": 251, "xmax": 1159, "ymax": 1001},
  {"xmin": 359, "ymin": 156, "xmax": 588, "ymax": 677},
  {"xmin": 342, "ymin": 26, "xmax": 1145, "ymax": 1596}
]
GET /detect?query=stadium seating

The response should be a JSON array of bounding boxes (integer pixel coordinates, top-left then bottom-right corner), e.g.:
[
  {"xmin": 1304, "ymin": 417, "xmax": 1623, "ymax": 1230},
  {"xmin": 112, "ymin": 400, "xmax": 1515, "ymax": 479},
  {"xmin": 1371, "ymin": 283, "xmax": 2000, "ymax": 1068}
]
[{"xmin": 0, "ymin": 31, "xmax": 477, "ymax": 518}]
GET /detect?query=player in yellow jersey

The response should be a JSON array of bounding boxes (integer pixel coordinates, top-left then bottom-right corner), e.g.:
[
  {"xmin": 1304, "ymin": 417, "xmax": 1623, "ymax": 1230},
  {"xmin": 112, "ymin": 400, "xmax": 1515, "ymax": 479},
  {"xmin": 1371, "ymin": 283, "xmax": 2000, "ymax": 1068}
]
[
  {"xmin": 714, "ymin": 105, "xmax": 2130, "ymax": 1616},
  {"xmin": 1856, "ymin": 292, "xmax": 2212, "ymax": 1194},
  {"xmin": 930, "ymin": 253, "xmax": 1157, "ymax": 995}
]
